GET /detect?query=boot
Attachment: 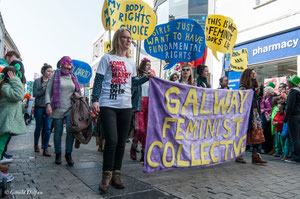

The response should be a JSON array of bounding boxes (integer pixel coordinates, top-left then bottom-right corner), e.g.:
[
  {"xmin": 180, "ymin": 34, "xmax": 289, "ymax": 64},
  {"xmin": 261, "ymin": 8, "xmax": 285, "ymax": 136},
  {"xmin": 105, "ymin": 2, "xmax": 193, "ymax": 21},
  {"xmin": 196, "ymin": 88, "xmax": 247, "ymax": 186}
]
[
  {"xmin": 268, "ymin": 147, "xmax": 275, "ymax": 155},
  {"xmin": 98, "ymin": 139, "xmax": 105, "ymax": 152},
  {"xmin": 43, "ymin": 150, "xmax": 51, "ymax": 157},
  {"xmin": 111, "ymin": 170, "xmax": 125, "ymax": 189},
  {"xmin": 140, "ymin": 149, "xmax": 145, "ymax": 165},
  {"xmin": 99, "ymin": 171, "xmax": 112, "ymax": 194},
  {"xmin": 34, "ymin": 145, "xmax": 40, "ymax": 153},
  {"xmin": 0, "ymin": 164, "xmax": 8, "ymax": 171},
  {"xmin": 55, "ymin": 153, "xmax": 62, "ymax": 164},
  {"xmin": 252, "ymin": 149, "xmax": 267, "ymax": 164},
  {"xmin": 130, "ymin": 144, "xmax": 137, "ymax": 160},
  {"xmin": 65, "ymin": 153, "xmax": 74, "ymax": 166},
  {"xmin": 235, "ymin": 156, "xmax": 246, "ymax": 164}
]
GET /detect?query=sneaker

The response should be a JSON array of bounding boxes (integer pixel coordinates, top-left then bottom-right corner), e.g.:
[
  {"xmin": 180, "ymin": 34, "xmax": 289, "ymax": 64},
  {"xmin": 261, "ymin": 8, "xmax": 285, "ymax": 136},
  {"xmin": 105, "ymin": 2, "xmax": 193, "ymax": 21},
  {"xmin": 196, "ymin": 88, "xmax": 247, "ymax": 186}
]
[
  {"xmin": 0, "ymin": 157, "xmax": 13, "ymax": 164},
  {"xmin": 1, "ymin": 172, "xmax": 14, "ymax": 182},
  {"xmin": 285, "ymin": 158, "xmax": 297, "ymax": 163},
  {"xmin": 3, "ymin": 153, "xmax": 13, "ymax": 159}
]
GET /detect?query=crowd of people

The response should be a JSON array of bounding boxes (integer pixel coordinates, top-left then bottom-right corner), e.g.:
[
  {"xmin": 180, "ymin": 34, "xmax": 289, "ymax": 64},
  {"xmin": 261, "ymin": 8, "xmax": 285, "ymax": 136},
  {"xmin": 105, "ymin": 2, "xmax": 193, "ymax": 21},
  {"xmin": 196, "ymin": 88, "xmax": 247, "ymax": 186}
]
[{"xmin": 0, "ymin": 27, "xmax": 299, "ymax": 194}]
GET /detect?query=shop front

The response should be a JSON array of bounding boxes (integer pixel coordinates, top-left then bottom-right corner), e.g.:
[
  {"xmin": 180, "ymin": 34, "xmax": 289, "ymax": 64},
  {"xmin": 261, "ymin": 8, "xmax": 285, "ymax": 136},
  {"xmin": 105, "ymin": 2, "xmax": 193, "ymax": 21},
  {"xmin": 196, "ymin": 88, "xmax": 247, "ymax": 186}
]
[{"xmin": 225, "ymin": 27, "xmax": 300, "ymax": 91}]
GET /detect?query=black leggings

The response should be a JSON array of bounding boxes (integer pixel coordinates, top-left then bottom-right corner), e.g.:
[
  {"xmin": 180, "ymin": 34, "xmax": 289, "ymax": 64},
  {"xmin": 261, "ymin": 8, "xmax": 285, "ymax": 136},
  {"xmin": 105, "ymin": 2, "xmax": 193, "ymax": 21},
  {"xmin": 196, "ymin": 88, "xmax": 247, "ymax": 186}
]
[{"xmin": 100, "ymin": 107, "xmax": 132, "ymax": 171}]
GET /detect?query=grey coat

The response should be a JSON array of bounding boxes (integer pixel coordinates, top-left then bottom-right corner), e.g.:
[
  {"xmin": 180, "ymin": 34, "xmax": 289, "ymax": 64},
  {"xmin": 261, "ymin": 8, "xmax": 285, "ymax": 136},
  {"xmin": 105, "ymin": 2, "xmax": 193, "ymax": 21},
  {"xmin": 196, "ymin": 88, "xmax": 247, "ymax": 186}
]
[{"xmin": 33, "ymin": 77, "xmax": 49, "ymax": 108}]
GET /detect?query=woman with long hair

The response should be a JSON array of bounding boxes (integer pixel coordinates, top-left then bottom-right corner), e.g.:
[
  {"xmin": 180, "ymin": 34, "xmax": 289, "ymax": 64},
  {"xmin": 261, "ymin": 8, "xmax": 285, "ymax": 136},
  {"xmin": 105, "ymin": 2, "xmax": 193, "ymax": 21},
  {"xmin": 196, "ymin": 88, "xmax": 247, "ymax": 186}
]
[
  {"xmin": 236, "ymin": 68, "xmax": 267, "ymax": 164},
  {"xmin": 45, "ymin": 56, "xmax": 81, "ymax": 166},
  {"xmin": 91, "ymin": 28, "xmax": 153, "ymax": 194},
  {"xmin": 179, "ymin": 62, "xmax": 194, "ymax": 85},
  {"xmin": 196, "ymin": 65, "xmax": 210, "ymax": 88},
  {"xmin": 33, "ymin": 63, "xmax": 53, "ymax": 156}
]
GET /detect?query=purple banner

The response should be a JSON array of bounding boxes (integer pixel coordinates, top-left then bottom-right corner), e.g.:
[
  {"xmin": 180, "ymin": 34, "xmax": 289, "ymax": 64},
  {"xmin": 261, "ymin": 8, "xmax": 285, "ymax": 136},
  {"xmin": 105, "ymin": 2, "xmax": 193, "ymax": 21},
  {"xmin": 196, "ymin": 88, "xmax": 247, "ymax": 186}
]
[{"xmin": 143, "ymin": 77, "xmax": 254, "ymax": 173}]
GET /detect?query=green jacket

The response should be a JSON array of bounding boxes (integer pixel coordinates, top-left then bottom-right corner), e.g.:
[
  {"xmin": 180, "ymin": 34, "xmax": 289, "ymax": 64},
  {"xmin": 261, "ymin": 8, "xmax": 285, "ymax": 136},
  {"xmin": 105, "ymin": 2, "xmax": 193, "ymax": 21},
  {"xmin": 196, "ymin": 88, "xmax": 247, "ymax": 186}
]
[
  {"xmin": 271, "ymin": 106, "xmax": 279, "ymax": 135},
  {"xmin": 0, "ymin": 77, "xmax": 26, "ymax": 136}
]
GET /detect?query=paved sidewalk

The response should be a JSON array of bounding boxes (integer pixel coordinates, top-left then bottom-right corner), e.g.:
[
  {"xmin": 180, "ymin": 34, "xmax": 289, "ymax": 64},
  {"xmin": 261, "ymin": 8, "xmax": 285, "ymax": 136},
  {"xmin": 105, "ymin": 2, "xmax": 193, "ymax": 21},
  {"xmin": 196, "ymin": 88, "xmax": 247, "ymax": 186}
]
[{"xmin": 2, "ymin": 121, "xmax": 300, "ymax": 199}]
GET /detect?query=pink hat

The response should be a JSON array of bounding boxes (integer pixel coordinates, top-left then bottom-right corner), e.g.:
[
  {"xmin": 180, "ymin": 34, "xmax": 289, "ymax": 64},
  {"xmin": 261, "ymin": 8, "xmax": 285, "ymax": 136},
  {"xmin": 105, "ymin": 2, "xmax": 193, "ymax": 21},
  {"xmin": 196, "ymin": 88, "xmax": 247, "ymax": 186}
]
[{"xmin": 60, "ymin": 56, "xmax": 73, "ymax": 66}]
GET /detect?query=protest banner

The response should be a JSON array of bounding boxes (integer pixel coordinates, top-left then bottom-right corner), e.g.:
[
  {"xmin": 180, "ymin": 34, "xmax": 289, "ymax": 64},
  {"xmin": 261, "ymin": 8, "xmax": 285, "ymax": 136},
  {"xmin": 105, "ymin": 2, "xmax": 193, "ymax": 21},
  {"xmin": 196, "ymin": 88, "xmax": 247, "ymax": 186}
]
[
  {"xmin": 205, "ymin": 15, "xmax": 238, "ymax": 61},
  {"xmin": 101, "ymin": 0, "xmax": 157, "ymax": 40},
  {"xmin": 144, "ymin": 18, "xmax": 206, "ymax": 70},
  {"xmin": 104, "ymin": 41, "xmax": 112, "ymax": 54},
  {"xmin": 143, "ymin": 77, "xmax": 254, "ymax": 173},
  {"xmin": 72, "ymin": 60, "xmax": 92, "ymax": 85},
  {"xmin": 229, "ymin": 48, "xmax": 248, "ymax": 72}
]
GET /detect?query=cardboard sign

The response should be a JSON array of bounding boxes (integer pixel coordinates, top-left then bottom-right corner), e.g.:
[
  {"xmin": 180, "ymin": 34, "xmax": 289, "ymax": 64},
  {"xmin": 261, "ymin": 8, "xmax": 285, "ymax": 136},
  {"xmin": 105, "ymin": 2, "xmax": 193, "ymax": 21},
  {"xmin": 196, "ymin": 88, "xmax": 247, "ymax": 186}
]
[
  {"xmin": 101, "ymin": 0, "xmax": 157, "ymax": 40},
  {"xmin": 72, "ymin": 60, "xmax": 92, "ymax": 85},
  {"xmin": 229, "ymin": 48, "xmax": 248, "ymax": 72},
  {"xmin": 205, "ymin": 15, "xmax": 238, "ymax": 61},
  {"xmin": 144, "ymin": 18, "xmax": 206, "ymax": 70},
  {"xmin": 143, "ymin": 77, "xmax": 253, "ymax": 173},
  {"xmin": 104, "ymin": 41, "xmax": 112, "ymax": 54}
]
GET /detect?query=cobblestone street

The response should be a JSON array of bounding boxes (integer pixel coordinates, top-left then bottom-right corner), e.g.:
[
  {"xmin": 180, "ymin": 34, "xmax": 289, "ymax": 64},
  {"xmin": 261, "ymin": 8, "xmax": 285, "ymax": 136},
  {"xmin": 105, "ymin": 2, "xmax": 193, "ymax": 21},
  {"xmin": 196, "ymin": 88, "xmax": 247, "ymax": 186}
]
[{"xmin": 3, "ymin": 121, "xmax": 300, "ymax": 199}]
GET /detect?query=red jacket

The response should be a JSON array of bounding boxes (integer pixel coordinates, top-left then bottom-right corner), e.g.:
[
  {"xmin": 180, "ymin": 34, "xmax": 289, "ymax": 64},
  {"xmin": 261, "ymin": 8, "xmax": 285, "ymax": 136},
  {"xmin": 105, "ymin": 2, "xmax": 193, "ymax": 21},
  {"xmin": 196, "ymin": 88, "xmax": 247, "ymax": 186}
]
[{"xmin": 273, "ymin": 112, "xmax": 285, "ymax": 132}]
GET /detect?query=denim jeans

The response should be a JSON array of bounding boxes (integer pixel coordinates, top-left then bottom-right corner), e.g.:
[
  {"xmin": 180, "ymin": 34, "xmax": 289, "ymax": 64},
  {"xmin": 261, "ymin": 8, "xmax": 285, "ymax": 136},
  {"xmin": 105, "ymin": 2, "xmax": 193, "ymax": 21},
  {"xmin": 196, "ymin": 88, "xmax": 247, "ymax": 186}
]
[
  {"xmin": 53, "ymin": 115, "xmax": 74, "ymax": 154},
  {"xmin": 34, "ymin": 107, "xmax": 52, "ymax": 150}
]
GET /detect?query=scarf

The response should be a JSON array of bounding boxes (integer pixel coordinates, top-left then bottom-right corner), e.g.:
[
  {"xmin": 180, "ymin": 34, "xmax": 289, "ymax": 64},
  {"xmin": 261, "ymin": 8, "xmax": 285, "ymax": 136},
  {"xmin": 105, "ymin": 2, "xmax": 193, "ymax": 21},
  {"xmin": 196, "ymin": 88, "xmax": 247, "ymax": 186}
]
[
  {"xmin": 52, "ymin": 68, "xmax": 81, "ymax": 109},
  {"xmin": 197, "ymin": 77, "xmax": 210, "ymax": 88}
]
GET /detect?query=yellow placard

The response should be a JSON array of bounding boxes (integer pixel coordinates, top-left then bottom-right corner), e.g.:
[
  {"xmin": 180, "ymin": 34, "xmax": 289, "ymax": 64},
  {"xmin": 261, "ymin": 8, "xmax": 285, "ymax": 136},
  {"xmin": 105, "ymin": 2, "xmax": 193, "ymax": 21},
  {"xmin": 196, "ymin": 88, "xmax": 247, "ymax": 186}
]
[
  {"xmin": 104, "ymin": 41, "xmax": 111, "ymax": 54},
  {"xmin": 229, "ymin": 48, "xmax": 248, "ymax": 72},
  {"xmin": 205, "ymin": 15, "xmax": 238, "ymax": 61},
  {"xmin": 101, "ymin": 0, "xmax": 157, "ymax": 40}
]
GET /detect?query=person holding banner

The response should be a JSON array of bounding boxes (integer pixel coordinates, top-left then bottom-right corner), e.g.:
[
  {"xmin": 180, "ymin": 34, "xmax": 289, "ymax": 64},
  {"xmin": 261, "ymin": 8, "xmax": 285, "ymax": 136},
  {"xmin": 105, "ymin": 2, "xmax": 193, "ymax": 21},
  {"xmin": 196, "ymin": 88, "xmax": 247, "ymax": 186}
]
[
  {"xmin": 131, "ymin": 57, "xmax": 152, "ymax": 164},
  {"xmin": 236, "ymin": 68, "xmax": 267, "ymax": 164},
  {"xmin": 91, "ymin": 28, "xmax": 153, "ymax": 194},
  {"xmin": 196, "ymin": 65, "xmax": 211, "ymax": 88},
  {"xmin": 179, "ymin": 63, "xmax": 194, "ymax": 86},
  {"xmin": 169, "ymin": 72, "xmax": 179, "ymax": 82},
  {"xmin": 45, "ymin": 56, "xmax": 81, "ymax": 166},
  {"xmin": 219, "ymin": 76, "xmax": 229, "ymax": 89}
]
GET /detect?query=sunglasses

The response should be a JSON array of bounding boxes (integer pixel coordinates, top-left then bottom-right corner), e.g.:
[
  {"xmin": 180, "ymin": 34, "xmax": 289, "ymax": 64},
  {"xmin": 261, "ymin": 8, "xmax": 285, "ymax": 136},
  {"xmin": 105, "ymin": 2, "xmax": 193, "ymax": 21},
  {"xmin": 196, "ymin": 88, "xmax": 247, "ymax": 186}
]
[
  {"xmin": 61, "ymin": 61, "xmax": 73, "ymax": 66},
  {"xmin": 182, "ymin": 68, "xmax": 190, "ymax": 72}
]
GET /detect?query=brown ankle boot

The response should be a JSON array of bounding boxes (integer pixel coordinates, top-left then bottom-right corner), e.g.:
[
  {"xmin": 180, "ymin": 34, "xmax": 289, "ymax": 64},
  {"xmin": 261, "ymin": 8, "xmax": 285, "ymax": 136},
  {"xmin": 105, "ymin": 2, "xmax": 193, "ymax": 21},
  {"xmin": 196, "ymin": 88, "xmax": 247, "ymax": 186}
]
[
  {"xmin": 0, "ymin": 164, "xmax": 8, "ymax": 171},
  {"xmin": 268, "ymin": 148, "xmax": 275, "ymax": 155},
  {"xmin": 34, "ymin": 145, "xmax": 40, "ymax": 153},
  {"xmin": 98, "ymin": 139, "xmax": 105, "ymax": 152},
  {"xmin": 252, "ymin": 149, "xmax": 267, "ymax": 164},
  {"xmin": 99, "ymin": 171, "xmax": 112, "ymax": 194},
  {"xmin": 235, "ymin": 156, "xmax": 246, "ymax": 164},
  {"xmin": 111, "ymin": 170, "xmax": 125, "ymax": 189},
  {"xmin": 43, "ymin": 150, "xmax": 51, "ymax": 157}
]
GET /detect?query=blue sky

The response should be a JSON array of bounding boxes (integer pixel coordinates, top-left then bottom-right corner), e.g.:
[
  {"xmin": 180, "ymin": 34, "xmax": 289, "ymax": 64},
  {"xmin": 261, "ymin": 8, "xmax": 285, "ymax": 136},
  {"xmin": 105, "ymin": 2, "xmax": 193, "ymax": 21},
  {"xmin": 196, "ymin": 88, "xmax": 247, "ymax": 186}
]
[{"xmin": 1, "ymin": 0, "xmax": 103, "ymax": 81}]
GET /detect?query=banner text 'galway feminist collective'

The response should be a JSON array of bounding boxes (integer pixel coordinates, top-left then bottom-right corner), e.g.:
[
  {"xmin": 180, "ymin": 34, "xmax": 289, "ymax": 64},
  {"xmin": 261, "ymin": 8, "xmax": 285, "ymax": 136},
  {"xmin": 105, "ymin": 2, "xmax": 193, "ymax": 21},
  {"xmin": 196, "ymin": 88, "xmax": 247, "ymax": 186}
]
[{"xmin": 143, "ymin": 78, "xmax": 254, "ymax": 173}]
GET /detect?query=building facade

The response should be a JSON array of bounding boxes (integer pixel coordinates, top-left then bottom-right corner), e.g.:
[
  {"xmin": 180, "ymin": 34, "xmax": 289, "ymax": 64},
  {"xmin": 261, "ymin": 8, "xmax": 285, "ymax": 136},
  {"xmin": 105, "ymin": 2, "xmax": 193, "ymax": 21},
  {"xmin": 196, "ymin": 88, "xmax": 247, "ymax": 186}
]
[
  {"xmin": 0, "ymin": 12, "xmax": 20, "ymax": 59},
  {"xmin": 209, "ymin": 0, "xmax": 300, "ymax": 90}
]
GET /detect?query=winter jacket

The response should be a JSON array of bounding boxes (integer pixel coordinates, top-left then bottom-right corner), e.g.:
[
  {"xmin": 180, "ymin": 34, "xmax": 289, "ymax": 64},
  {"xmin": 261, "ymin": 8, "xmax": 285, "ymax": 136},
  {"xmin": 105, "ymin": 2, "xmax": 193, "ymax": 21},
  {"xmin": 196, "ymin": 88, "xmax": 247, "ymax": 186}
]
[
  {"xmin": 33, "ymin": 77, "xmax": 49, "ymax": 107},
  {"xmin": 0, "ymin": 77, "xmax": 26, "ymax": 136},
  {"xmin": 283, "ymin": 87, "xmax": 300, "ymax": 122},
  {"xmin": 273, "ymin": 111, "xmax": 284, "ymax": 132}
]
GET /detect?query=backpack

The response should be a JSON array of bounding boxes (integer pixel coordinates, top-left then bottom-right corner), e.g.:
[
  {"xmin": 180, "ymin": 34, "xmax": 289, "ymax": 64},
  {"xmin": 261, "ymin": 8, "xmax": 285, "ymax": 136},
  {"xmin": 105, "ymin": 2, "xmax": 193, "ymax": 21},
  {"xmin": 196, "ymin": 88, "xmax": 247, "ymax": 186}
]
[{"xmin": 70, "ymin": 92, "xmax": 93, "ymax": 146}]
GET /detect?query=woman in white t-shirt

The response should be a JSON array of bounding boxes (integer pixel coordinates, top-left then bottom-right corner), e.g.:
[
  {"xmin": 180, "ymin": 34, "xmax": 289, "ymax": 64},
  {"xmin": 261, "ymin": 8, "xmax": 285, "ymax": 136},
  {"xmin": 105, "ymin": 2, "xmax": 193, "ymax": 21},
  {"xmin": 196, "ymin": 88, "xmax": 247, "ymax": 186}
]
[{"xmin": 91, "ymin": 28, "xmax": 153, "ymax": 194}]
